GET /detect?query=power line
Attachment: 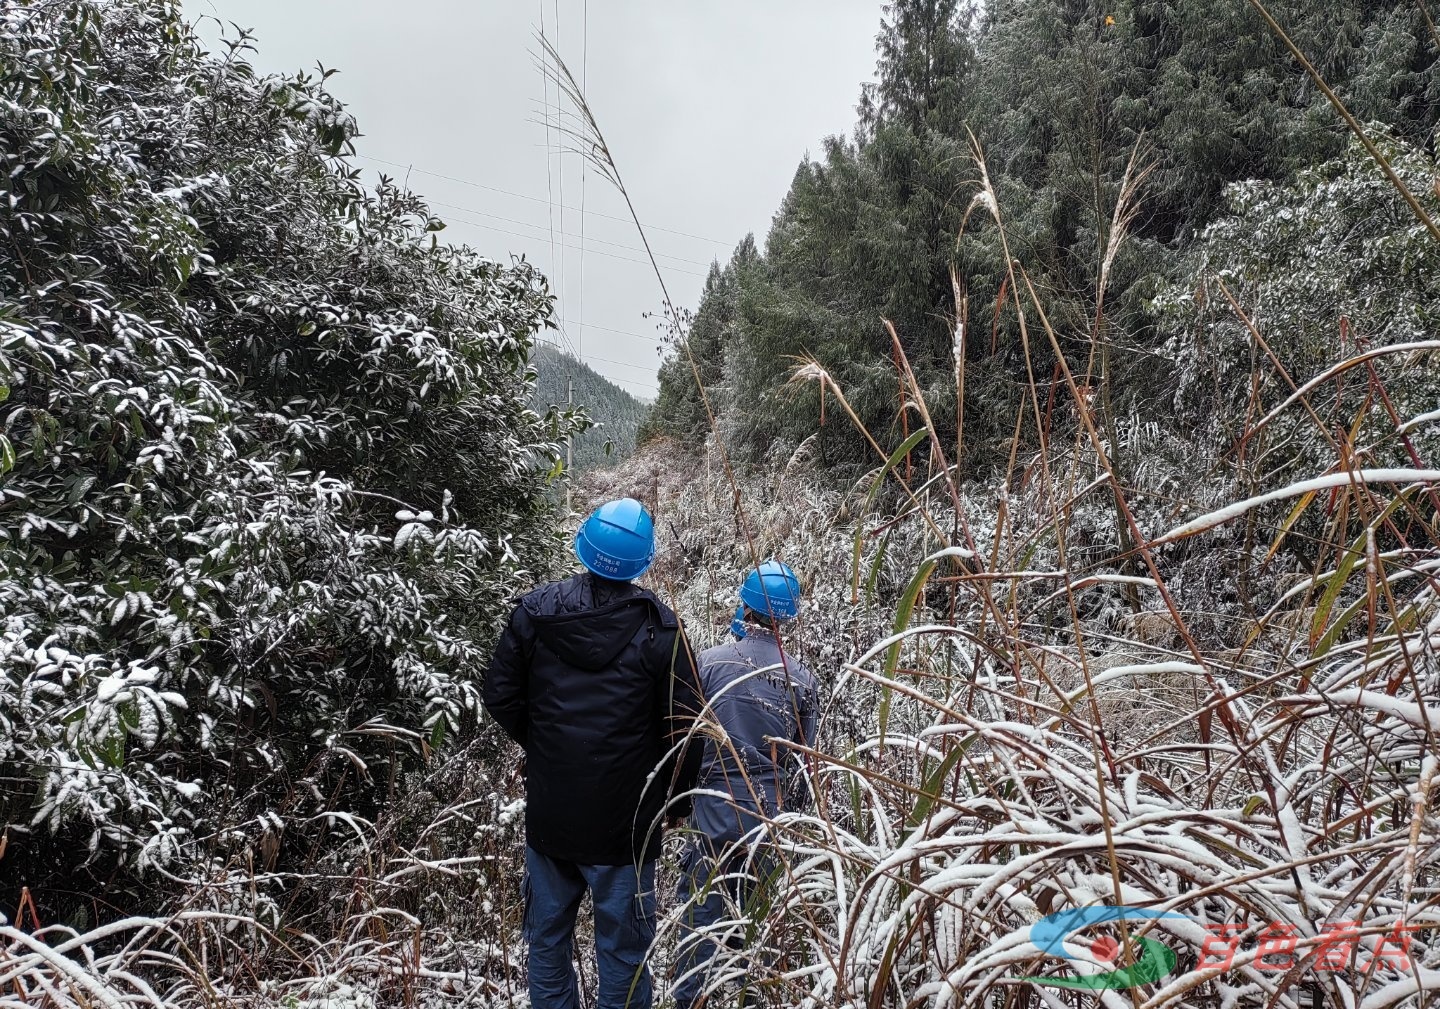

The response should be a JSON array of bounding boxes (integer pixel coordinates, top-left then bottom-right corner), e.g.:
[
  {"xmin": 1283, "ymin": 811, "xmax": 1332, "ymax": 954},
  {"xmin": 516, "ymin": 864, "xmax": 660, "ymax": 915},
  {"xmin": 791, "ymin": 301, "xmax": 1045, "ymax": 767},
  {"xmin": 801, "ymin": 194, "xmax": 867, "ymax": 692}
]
[
  {"xmin": 555, "ymin": 3, "xmax": 571, "ymax": 509},
  {"xmin": 540, "ymin": 315, "xmax": 671, "ymax": 346},
  {"xmin": 427, "ymin": 199, "xmax": 714, "ymax": 269},
  {"xmin": 569, "ymin": 350, "xmax": 659, "ymax": 375},
  {"xmin": 541, "ymin": 316, "xmax": 670, "ymax": 347},
  {"xmin": 356, "ymin": 154, "xmax": 733, "ymax": 248},
  {"xmin": 579, "ymin": 0, "xmax": 587, "ymax": 365},
  {"xmin": 535, "ymin": 336, "xmax": 659, "ymax": 384},
  {"xmin": 537, "ymin": 335, "xmax": 659, "ymax": 374},
  {"xmin": 438, "ymin": 206, "xmax": 709, "ymax": 279},
  {"xmin": 553, "ymin": 0, "xmax": 567, "ymax": 362},
  {"xmin": 538, "ymin": 1, "xmax": 573, "ymax": 360},
  {"xmin": 448, "ymin": 10, "xmax": 665, "ymax": 403},
  {"xmin": 570, "ymin": 318, "xmax": 669, "ymax": 345},
  {"xmin": 537, "ymin": 340, "xmax": 659, "ymax": 392}
]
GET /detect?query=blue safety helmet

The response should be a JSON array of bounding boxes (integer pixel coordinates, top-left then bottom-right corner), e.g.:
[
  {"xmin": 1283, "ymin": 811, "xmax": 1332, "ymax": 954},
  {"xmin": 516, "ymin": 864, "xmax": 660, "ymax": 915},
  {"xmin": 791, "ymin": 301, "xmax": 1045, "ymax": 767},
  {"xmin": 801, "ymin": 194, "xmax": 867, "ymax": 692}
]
[
  {"xmin": 574, "ymin": 498, "xmax": 656, "ymax": 582},
  {"xmin": 730, "ymin": 604, "xmax": 747, "ymax": 639},
  {"xmin": 732, "ymin": 559, "xmax": 801, "ymax": 636}
]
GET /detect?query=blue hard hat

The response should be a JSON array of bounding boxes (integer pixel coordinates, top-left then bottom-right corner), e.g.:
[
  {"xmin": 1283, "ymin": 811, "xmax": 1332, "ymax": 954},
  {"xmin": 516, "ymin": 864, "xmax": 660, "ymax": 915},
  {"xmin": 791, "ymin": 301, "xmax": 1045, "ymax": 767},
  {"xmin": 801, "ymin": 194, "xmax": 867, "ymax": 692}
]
[
  {"xmin": 574, "ymin": 498, "xmax": 656, "ymax": 581},
  {"xmin": 738, "ymin": 560, "xmax": 801, "ymax": 621}
]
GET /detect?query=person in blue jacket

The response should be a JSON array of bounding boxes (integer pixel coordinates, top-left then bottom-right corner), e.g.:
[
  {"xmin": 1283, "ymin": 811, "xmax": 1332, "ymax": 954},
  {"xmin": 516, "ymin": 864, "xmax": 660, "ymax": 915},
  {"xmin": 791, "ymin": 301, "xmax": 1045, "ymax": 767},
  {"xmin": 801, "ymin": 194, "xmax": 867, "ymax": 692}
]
[
  {"xmin": 483, "ymin": 497, "xmax": 703, "ymax": 1009},
  {"xmin": 672, "ymin": 560, "xmax": 818, "ymax": 1009}
]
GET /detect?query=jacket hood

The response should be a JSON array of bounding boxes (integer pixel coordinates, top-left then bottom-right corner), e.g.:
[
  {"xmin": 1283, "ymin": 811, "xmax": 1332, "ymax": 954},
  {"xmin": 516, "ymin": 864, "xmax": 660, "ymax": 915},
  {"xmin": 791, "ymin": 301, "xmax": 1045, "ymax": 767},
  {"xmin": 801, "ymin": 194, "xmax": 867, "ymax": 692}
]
[{"xmin": 521, "ymin": 573, "xmax": 673, "ymax": 671}]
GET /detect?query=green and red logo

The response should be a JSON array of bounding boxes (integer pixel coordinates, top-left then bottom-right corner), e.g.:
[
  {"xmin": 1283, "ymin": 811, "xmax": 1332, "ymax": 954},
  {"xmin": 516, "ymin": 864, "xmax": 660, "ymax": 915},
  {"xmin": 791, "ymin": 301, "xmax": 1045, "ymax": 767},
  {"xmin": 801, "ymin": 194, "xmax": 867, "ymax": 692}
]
[
  {"xmin": 1016, "ymin": 906, "xmax": 1419, "ymax": 991},
  {"xmin": 1017, "ymin": 905, "xmax": 1187, "ymax": 991}
]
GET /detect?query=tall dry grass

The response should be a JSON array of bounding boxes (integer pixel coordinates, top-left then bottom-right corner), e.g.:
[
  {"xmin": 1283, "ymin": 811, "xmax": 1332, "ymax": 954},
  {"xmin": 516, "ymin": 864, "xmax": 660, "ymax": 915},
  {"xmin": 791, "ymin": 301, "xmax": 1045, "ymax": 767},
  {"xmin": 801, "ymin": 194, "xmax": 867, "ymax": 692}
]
[{"xmin": 629, "ymin": 127, "xmax": 1440, "ymax": 1009}]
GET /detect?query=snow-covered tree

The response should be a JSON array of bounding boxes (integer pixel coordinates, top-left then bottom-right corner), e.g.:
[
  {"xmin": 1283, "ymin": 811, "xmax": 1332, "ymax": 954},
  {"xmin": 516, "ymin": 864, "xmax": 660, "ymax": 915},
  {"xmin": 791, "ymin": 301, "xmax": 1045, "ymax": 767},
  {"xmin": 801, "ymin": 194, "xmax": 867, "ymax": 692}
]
[
  {"xmin": 1154, "ymin": 133, "xmax": 1440, "ymax": 484},
  {"xmin": 0, "ymin": 0, "xmax": 575, "ymax": 918}
]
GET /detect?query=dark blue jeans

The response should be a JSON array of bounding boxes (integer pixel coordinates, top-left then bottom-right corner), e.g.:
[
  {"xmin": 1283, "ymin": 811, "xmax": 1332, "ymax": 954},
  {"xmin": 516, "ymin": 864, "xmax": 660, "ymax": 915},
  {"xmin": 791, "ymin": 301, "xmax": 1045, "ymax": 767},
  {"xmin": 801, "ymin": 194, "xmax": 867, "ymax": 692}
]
[
  {"xmin": 524, "ymin": 846, "xmax": 657, "ymax": 1009},
  {"xmin": 672, "ymin": 844, "xmax": 765, "ymax": 1009}
]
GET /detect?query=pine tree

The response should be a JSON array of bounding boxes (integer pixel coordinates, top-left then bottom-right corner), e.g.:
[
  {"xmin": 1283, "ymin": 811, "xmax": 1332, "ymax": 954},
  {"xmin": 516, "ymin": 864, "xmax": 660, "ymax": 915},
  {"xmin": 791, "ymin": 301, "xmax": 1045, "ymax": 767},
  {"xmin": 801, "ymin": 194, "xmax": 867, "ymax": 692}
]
[
  {"xmin": 862, "ymin": 0, "xmax": 975, "ymax": 136},
  {"xmin": 648, "ymin": 0, "xmax": 1439, "ymax": 474},
  {"xmin": 642, "ymin": 236, "xmax": 758, "ymax": 448}
]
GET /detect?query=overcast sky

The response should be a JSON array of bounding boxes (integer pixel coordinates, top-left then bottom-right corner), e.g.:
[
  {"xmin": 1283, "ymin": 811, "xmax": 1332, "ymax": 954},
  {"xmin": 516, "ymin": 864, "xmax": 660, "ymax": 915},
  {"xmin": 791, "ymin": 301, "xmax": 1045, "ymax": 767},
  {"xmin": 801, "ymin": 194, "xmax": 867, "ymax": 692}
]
[{"xmin": 187, "ymin": 1, "xmax": 882, "ymax": 398}]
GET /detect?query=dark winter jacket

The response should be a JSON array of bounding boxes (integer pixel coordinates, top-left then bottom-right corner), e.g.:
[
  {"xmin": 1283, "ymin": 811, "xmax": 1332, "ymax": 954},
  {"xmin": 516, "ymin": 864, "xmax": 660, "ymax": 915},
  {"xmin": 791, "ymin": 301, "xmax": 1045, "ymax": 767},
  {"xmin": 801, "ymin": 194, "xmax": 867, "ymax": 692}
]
[
  {"xmin": 482, "ymin": 572, "xmax": 704, "ymax": 865},
  {"xmin": 690, "ymin": 628, "xmax": 818, "ymax": 846}
]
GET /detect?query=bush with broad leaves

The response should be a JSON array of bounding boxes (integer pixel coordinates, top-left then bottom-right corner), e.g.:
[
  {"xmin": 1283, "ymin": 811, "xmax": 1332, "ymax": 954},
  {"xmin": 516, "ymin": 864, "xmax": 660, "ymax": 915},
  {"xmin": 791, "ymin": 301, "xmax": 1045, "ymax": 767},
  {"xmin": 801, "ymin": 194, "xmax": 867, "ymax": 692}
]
[{"xmin": 0, "ymin": 0, "xmax": 578, "ymax": 919}]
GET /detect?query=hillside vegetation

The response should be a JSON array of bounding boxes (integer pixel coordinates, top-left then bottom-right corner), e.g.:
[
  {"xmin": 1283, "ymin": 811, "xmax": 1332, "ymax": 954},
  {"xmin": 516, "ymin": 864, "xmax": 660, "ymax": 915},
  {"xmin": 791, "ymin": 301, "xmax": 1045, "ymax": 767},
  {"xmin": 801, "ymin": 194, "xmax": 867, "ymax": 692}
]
[
  {"xmin": 532, "ymin": 343, "xmax": 649, "ymax": 472},
  {"xmin": 3, "ymin": 2, "xmax": 1439, "ymax": 1009},
  {"xmin": 645, "ymin": 0, "xmax": 1440, "ymax": 480}
]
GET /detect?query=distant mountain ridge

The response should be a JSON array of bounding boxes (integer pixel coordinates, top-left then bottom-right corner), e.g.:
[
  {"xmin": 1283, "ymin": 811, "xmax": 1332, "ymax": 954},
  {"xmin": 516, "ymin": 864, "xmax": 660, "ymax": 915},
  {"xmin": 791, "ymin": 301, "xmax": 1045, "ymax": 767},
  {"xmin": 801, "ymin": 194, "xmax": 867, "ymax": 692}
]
[{"xmin": 531, "ymin": 342, "xmax": 650, "ymax": 471}]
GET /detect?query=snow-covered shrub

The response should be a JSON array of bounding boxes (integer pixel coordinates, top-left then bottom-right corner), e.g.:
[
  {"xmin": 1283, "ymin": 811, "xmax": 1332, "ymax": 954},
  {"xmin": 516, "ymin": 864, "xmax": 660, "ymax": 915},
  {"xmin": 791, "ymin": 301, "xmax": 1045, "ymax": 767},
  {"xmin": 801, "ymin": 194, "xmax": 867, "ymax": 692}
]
[
  {"xmin": 0, "ymin": 737, "xmax": 532, "ymax": 1008},
  {"xmin": 0, "ymin": 0, "xmax": 575, "ymax": 918},
  {"xmin": 1153, "ymin": 132, "xmax": 1440, "ymax": 488}
]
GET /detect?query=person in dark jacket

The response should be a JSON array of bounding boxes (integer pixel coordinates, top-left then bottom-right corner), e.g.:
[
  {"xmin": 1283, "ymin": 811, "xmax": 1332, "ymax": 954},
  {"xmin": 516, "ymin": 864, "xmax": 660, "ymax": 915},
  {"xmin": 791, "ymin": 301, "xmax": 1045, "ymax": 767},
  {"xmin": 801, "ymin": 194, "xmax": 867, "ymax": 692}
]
[
  {"xmin": 484, "ymin": 497, "xmax": 703, "ymax": 1009},
  {"xmin": 672, "ymin": 560, "xmax": 817, "ymax": 1009}
]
